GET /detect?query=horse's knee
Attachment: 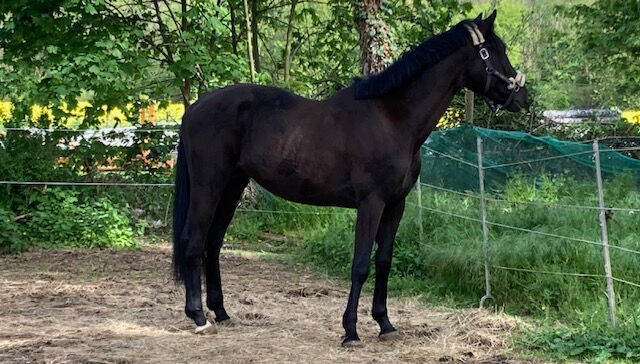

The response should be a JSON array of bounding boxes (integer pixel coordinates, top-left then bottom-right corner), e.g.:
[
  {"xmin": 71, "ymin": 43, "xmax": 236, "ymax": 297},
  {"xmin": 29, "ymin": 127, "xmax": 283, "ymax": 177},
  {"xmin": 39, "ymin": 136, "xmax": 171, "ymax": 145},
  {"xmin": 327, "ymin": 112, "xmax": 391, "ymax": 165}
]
[
  {"xmin": 351, "ymin": 266, "xmax": 369, "ymax": 285},
  {"xmin": 375, "ymin": 255, "xmax": 392, "ymax": 269}
]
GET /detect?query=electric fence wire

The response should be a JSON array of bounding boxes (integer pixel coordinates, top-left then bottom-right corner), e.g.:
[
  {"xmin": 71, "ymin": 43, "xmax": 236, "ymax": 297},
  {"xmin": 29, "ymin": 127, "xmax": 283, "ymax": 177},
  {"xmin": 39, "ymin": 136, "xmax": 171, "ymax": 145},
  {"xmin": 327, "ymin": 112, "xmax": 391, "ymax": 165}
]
[
  {"xmin": 490, "ymin": 265, "xmax": 606, "ymax": 279},
  {"xmin": 419, "ymin": 182, "xmax": 640, "ymax": 213},
  {"xmin": 492, "ymin": 266, "xmax": 640, "ymax": 290},
  {"xmin": 421, "ymin": 146, "xmax": 478, "ymax": 168},
  {"xmin": 406, "ymin": 202, "xmax": 640, "ymax": 256}
]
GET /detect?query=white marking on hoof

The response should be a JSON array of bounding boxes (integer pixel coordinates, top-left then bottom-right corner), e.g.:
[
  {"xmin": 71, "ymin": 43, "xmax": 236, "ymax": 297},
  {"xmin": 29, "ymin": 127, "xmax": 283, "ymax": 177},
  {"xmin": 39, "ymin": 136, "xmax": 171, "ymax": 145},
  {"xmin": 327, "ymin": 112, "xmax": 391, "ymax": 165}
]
[{"xmin": 194, "ymin": 320, "xmax": 216, "ymax": 334}]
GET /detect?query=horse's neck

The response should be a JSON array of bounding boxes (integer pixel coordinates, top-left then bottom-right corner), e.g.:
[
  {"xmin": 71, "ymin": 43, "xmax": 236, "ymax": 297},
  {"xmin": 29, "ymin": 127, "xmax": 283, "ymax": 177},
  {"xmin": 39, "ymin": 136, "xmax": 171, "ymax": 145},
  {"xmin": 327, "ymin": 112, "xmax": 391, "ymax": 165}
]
[{"xmin": 389, "ymin": 49, "xmax": 471, "ymax": 152}]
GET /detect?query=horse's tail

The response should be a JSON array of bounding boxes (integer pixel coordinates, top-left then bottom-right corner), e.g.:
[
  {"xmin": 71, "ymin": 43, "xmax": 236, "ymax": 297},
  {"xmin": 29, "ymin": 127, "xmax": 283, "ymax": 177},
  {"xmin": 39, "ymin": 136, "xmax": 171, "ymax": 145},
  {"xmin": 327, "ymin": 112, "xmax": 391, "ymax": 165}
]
[{"xmin": 172, "ymin": 139, "xmax": 190, "ymax": 283}]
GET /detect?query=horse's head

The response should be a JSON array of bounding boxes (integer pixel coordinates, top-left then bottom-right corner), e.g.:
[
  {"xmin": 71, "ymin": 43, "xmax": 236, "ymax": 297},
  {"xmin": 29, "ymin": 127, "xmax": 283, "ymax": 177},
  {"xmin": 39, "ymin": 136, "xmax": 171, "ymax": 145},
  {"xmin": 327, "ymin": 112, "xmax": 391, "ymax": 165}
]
[{"xmin": 463, "ymin": 10, "xmax": 528, "ymax": 112}]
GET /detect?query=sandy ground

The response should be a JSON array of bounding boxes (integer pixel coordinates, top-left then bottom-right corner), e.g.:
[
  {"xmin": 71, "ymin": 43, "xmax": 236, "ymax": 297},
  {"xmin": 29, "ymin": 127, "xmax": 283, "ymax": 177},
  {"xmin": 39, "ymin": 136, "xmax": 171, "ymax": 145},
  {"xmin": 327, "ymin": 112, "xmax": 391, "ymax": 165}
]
[{"xmin": 0, "ymin": 243, "xmax": 542, "ymax": 363}]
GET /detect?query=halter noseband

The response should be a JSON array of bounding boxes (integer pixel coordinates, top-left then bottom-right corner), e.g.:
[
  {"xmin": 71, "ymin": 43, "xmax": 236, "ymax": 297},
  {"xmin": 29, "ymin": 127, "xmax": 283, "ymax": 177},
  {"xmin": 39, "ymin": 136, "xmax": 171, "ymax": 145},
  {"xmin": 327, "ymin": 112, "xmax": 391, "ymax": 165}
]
[{"xmin": 464, "ymin": 23, "xmax": 525, "ymax": 110}]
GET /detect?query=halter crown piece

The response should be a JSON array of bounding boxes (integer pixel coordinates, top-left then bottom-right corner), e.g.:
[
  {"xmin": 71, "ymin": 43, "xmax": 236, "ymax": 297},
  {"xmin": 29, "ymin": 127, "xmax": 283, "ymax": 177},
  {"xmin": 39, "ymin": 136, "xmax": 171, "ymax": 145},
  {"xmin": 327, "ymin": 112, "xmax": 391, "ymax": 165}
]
[{"xmin": 464, "ymin": 23, "xmax": 525, "ymax": 110}]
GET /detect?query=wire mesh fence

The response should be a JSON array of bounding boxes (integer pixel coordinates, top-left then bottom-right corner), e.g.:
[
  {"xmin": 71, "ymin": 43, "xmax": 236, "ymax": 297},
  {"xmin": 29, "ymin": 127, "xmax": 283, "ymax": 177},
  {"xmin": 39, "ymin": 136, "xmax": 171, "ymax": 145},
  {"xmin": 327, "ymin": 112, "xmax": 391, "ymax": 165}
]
[
  {"xmin": 1, "ymin": 124, "xmax": 639, "ymax": 326},
  {"xmin": 415, "ymin": 127, "xmax": 640, "ymax": 326}
]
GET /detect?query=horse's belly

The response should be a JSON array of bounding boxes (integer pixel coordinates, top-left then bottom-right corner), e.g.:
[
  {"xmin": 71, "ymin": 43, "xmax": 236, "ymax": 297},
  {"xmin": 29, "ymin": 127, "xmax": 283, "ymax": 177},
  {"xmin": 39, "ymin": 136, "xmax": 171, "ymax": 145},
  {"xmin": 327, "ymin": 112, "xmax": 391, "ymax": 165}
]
[
  {"xmin": 242, "ymin": 158, "xmax": 356, "ymax": 208},
  {"xmin": 253, "ymin": 175, "xmax": 357, "ymax": 208},
  {"xmin": 239, "ymin": 122, "xmax": 355, "ymax": 207}
]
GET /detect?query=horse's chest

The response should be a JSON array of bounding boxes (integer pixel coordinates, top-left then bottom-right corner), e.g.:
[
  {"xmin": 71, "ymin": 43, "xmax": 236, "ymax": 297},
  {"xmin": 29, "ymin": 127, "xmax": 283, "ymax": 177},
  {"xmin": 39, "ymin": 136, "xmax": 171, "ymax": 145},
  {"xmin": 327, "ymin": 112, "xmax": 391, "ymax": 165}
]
[{"xmin": 363, "ymin": 155, "xmax": 419, "ymax": 199}]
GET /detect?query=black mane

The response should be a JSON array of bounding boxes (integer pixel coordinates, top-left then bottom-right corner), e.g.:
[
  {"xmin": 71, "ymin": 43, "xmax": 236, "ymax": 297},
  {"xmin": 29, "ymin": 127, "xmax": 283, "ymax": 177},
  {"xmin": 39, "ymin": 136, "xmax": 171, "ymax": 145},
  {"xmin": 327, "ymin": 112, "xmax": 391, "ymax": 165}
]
[{"xmin": 354, "ymin": 21, "xmax": 473, "ymax": 99}]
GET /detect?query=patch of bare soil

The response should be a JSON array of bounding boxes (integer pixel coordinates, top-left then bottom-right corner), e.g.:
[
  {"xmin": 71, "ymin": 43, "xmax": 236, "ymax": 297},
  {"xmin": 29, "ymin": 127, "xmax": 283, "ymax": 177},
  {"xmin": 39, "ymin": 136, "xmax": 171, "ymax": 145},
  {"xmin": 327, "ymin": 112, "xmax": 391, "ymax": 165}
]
[{"xmin": 0, "ymin": 244, "xmax": 542, "ymax": 363}]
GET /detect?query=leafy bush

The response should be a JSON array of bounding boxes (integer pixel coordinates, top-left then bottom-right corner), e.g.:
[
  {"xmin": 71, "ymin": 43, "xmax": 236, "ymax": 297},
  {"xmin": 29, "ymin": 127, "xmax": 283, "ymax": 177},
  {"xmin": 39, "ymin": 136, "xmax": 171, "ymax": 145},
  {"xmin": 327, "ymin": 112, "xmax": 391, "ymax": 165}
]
[
  {"xmin": 526, "ymin": 325, "xmax": 640, "ymax": 362},
  {"xmin": 0, "ymin": 120, "xmax": 176, "ymax": 252},
  {"xmin": 24, "ymin": 189, "xmax": 135, "ymax": 248},
  {"xmin": 0, "ymin": 129, "xmax": 78, "ymax": 184},
  {"xmin": 0, "ymin": 208, "xmax": 27, "ymax": 253}
]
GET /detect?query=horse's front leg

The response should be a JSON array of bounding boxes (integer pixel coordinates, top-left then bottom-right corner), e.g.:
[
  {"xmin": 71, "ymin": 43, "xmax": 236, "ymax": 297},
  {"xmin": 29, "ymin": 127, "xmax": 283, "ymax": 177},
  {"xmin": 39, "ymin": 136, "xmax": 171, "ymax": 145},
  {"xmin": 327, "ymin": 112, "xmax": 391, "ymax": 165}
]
[
  {"xmin": 342, "ymin": 195, "xmax": 385, "ymax": 347},
  {"xmin": 372, "ymin": 198, "xmax": 405, "ymax": 340}
]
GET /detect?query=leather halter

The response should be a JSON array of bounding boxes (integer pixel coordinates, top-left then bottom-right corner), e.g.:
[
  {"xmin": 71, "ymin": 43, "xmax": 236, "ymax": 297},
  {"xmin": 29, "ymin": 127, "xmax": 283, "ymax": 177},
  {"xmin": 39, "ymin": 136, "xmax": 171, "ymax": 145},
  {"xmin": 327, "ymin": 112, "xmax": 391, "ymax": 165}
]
[{"xmin": 464, "ymin": 23, "xmax": 525, "ymax": 110}]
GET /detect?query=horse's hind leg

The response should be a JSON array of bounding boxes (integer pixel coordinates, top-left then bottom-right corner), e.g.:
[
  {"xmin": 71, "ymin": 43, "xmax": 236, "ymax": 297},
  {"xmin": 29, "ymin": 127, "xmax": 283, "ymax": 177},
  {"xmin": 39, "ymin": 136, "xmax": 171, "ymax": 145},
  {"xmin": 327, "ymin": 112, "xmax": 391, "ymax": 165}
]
[
  {"xmin": 205, "ymin": 173, "xmax": 249, "ymax": 323},
  {"xmin": 183, "ymin": 183, "xmax": 222, "ymax": 332}
]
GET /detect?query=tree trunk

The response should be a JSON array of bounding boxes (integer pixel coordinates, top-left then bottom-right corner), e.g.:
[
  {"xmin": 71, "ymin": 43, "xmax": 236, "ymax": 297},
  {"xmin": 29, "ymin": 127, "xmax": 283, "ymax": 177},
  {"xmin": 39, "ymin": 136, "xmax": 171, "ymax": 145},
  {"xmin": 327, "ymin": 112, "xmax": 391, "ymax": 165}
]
[
  {"xmin": 242, "ymin": 0, "xmax": 256, "ymax": 82},
  {"xmin": 250, "ymin": 0, "xmax": 261, "ymax": 72},
  {"xmin": 181, "ymin": 0, "xmax": 187, "ymax": 29},
  {"xmin": 283, "ymin": 0, "xmax": 298, "ymax": 85},
  {"xmin": 180, "ymin": 79, "xmax": 191, "ymax": 107},
  {"xmin": 352, "ymin": 0, "xmax": 394, "ymax": 76},
  {"xmin": 229, "ymin": 0, "xmax": 238, "ymax": 55}
]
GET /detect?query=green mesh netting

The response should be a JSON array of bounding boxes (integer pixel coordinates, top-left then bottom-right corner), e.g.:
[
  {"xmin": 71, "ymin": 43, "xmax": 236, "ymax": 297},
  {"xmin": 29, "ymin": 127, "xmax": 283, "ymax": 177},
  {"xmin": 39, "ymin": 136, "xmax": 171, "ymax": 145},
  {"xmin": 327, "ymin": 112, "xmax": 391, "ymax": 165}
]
[{"xmin": 420, "ymin": 125, "xmax": 640, "ymax": 192}]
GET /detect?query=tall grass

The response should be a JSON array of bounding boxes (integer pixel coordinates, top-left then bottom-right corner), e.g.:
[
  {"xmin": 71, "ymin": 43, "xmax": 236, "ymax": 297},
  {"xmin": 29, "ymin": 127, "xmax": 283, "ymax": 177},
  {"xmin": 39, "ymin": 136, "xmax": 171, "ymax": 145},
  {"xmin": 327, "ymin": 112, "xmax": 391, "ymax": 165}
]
[{"xmin": 228, "ymin": 175, "xmax": 640, "ymax": 328}]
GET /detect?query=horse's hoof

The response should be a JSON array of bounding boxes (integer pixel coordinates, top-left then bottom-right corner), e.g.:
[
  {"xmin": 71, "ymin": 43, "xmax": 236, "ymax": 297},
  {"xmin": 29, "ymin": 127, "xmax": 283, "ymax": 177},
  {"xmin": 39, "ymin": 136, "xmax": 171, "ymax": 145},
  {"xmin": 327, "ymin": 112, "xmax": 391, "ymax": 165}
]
[
  {"xmin": 216, "ymin": 318, "xmax": 234, "ymax": 327},
  {"xmin": 194, "ymin": 320, "xmax": 216, "ymax": 334},
  {"xmin": 342, "ymin": 339, "xmax": 364, "ymax": 348},
  {"xmin": 379, "ymin": 330, "xmax": 402, "ymax": 341}
]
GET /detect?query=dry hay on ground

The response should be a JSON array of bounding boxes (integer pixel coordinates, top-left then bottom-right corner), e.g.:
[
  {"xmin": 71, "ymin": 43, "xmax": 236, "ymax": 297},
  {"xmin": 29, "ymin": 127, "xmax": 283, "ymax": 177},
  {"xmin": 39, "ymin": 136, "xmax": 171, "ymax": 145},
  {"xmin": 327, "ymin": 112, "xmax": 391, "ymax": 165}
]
[{"xmin": 0, "ymin": 244, "xmax": 542, "ymax": 363}]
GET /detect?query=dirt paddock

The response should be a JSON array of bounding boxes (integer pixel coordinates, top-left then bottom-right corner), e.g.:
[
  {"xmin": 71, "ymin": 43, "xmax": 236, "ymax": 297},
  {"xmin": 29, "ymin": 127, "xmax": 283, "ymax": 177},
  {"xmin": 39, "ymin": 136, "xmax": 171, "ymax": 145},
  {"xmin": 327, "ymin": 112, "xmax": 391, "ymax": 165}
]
[{"xmin": 0, "ymin": 244, "xmax": 539, "ymax": 363}]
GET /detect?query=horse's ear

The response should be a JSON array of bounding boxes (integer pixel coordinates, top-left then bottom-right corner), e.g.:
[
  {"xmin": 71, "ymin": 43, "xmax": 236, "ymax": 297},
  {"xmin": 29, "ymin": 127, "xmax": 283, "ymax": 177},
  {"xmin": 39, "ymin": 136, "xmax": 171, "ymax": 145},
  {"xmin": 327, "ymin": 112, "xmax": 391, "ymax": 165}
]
[
  {"xmin": 474, "ymin": 13, "xmax": 483, "ymax": 22},
  {"xmin": 479, "ymin": 10, "xmax": 497, "ymax": 33}
]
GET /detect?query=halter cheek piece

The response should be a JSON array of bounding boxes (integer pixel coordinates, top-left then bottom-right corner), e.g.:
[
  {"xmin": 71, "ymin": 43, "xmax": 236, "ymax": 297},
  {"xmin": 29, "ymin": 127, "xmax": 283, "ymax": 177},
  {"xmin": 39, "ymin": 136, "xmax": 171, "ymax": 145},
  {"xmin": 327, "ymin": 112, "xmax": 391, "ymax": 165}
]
[{"xmin": 464, "ymin": 23, "xmax": 525, "ymax": 110}]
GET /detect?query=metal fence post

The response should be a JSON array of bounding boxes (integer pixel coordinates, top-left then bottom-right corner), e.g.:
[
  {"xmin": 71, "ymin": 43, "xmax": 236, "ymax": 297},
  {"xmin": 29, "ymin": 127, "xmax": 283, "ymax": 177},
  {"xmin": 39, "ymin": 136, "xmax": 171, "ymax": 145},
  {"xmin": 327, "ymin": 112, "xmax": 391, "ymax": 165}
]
[
  {"xmin": 477, "ymin": 136, "xmax": 493, "ymax": 307},
  {"xmin": 593, "ymin": 140, "xmax": 618, "ymax": 327},
  {"xmin": 416, "ymin": 174, "xmax": 424, "ymax": 241}
]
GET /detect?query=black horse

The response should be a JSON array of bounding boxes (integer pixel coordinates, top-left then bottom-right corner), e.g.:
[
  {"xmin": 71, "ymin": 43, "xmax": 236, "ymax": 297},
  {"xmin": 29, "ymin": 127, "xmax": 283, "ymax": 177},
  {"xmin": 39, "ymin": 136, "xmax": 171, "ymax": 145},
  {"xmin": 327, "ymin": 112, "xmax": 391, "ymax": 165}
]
[{"xmin": 172, "ymin": 11, "xmax": 527, "ymax": 347}]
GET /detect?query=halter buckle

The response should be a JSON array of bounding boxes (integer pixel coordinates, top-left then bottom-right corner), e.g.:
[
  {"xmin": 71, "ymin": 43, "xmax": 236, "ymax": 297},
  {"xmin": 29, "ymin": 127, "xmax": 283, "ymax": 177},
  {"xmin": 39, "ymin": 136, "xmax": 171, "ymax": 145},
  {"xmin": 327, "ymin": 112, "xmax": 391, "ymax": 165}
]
[
  {"xmin": 515, "ymin": 71, "xmax": 526, "ymax": 87},
  {"xmin": 507, "ymin": 71, "xmax": 526, "ymax": 91},
  {"xmin": 479, "ymin": 48, "xmax": 489, "ymax": 60}
]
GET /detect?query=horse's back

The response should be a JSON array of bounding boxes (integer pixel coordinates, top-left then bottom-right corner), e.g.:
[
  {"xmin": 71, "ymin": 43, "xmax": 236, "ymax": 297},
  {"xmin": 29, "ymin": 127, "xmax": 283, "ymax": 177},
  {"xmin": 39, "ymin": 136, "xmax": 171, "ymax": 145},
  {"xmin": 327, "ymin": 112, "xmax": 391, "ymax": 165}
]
[
  {"xmin": 182, "ymin": 83, "xmax": 316, "ymax": 132},
  {"xmin": 179, "ymin": 84, "xmax": 356, "ymax": 206}
]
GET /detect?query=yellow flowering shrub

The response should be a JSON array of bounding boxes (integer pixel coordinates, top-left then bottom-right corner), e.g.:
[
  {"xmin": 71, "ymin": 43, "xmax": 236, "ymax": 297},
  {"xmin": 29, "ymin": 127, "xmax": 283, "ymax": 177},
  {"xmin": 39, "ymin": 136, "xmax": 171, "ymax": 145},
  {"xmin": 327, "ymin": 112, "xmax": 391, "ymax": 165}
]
[
  {"xmin": 0, "ymin": 101, "xmax": 185, "ymax": 125},
  {"xmin": 30, "ymin": 104, "xmax": 55, "ymax": 121},
  {"xmin": 155, "ymin": 103, "xmax": 185, "ymax": 122},
  {"xmin": 622, "ymin": 110, "xmax": 640, "ymax": 124},
  {"xmin": 0, "ymin": 101, "xmax": 12, "ymax": 121},
  {"xmin": 438, "ymin": 108, "xmax": 463, "ymax": 129}
]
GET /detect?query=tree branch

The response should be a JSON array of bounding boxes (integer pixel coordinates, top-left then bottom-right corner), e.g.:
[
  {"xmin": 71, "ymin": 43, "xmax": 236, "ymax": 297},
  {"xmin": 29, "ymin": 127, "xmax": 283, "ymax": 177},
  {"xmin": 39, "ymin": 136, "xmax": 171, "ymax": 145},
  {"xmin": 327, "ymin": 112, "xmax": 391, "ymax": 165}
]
[{"xmin": 161, "ymin": 0, "xmax": 184, "ymax": 38}]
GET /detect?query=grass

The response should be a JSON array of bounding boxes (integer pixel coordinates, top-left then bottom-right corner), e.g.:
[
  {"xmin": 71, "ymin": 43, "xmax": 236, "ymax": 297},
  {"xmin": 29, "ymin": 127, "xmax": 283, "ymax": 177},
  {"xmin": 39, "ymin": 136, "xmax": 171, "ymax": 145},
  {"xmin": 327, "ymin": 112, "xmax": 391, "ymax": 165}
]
[{"xmin": 226, "ymin": 174, "xmax": 640, "ymax": 362}]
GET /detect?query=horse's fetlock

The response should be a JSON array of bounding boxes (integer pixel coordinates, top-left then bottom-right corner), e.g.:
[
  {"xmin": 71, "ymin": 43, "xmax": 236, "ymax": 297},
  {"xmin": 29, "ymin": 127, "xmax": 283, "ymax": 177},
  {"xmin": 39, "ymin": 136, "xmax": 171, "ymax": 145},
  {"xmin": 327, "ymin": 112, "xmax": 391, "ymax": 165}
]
[{"xmin": 372, "ymin": 308, "xmax": 387, "ymax": 321}]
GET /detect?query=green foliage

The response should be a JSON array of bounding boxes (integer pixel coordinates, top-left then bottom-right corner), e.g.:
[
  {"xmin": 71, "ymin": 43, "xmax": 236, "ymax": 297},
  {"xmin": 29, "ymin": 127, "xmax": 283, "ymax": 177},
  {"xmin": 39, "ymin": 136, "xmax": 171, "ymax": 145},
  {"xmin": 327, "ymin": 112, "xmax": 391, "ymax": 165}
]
[
  {"xmin": 565, "ymin": 0, "xmax": 640, "ymax": 108},
  {"xmin": 526, "ymin": 325, "xmax": 640, "ymax": 362},
  {"xmin": 258, "ymin": 0, "xmax": 360, "ymax": 97},
  {"xmin": 387, "ymin": 0, "xmax": 473, "ymax": 52},
  {"xmin": 25, "ymin": 188, "xmax": 135, "ymax": 248},
  {"xmin": 0, "ymin": 207, "xmax": 27, "ymax": 253},
  {"xmin": 0, "ymin": 125, "xmax": 175, "ymax": 252},
  {"xmin": 2, "ymin": 0, "xmax": 638, "ymax": 127},
  {"xmin": 0, "ymin": 128, "xmax": 77, "ymax": 184},
  {"xmin": 0, "ymin": 0, "xmax": 245, "ymax": 125}
]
